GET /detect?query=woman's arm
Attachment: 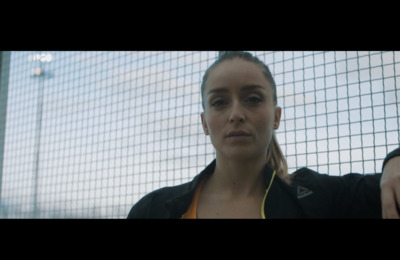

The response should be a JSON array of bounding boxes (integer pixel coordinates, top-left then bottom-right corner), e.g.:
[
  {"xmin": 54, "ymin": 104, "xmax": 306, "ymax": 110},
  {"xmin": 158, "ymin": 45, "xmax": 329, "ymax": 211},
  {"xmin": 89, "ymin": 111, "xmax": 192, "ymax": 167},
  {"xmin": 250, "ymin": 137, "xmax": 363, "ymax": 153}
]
[{"xmin": 381, "ymin": 147, "xmax": 400, "ymax": 219}]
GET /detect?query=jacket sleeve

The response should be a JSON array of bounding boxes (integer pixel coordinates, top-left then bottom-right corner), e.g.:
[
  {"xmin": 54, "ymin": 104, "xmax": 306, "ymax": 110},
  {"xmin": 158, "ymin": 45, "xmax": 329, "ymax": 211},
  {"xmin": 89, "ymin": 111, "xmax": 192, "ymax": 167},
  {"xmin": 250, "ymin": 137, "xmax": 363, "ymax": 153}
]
[
  {"xmin": 328, "ymin": 146, "xmax": 400, "ymax": 218},
  {"xmin": 332, "ymin": 173, "xmax": 382, "ymax": 218}
]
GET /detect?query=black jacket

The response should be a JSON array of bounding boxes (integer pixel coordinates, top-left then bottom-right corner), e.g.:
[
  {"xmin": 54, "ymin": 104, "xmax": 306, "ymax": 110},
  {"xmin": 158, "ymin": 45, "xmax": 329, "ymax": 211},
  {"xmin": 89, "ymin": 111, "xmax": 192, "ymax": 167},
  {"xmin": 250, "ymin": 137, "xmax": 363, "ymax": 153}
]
[{"xmin": 128, "ymin": 147, "xmax": 400, "ymax": 219}]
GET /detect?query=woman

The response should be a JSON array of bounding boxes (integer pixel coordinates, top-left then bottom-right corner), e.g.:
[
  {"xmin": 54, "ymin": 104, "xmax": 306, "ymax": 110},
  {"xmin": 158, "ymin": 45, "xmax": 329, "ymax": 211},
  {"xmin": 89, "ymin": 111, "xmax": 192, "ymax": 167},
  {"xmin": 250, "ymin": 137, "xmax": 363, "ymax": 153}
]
[{"xmin": 128, "ymin": 51, "xmax": 400, "ymax": 219}]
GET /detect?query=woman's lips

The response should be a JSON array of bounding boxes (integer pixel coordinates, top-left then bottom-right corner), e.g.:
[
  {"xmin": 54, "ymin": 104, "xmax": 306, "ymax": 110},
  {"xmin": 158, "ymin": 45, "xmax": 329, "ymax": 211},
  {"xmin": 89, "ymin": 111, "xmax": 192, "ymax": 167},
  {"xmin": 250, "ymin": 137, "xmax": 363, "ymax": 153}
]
[{"xmin": 226, "ymin": 130, "xmax": 251, "ymax": 138}]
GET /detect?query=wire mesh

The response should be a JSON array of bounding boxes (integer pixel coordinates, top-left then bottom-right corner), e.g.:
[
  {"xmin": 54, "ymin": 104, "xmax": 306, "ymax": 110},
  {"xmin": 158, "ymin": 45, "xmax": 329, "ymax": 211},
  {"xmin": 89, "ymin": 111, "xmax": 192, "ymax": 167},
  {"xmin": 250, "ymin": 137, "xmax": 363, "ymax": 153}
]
[{"xmin": 0, "ymin": 51, "xmax": 399, "ymax": 218}]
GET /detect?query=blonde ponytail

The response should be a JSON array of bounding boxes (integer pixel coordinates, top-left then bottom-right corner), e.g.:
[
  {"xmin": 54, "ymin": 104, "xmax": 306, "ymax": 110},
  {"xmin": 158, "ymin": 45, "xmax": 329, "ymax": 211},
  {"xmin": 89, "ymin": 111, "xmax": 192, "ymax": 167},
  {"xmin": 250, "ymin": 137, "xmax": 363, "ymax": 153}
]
[{"xmin": 266, "ymin": 133, "xmax": 291, "ymax": 185}]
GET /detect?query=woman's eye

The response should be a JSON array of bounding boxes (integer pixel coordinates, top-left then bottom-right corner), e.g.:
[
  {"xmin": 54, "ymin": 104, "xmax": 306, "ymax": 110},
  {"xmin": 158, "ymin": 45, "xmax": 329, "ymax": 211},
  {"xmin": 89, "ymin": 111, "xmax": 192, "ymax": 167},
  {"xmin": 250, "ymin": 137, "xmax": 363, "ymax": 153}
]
[
  {"xmin": 211, "ymin": 99, "xmax": 227, "ymax": 107},
  {"xmin": 246, "ymin": 96, "xmax": 262, "ymax": 104}
]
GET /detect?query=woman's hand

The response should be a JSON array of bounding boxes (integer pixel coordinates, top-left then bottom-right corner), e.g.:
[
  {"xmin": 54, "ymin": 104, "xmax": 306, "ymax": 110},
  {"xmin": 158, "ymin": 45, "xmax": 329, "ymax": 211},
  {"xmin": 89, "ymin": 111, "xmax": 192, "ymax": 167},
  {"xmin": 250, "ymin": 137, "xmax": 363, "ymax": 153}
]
[{"xmin": 381, "ymin": 156, "xmax": 400, "ymax": 219}]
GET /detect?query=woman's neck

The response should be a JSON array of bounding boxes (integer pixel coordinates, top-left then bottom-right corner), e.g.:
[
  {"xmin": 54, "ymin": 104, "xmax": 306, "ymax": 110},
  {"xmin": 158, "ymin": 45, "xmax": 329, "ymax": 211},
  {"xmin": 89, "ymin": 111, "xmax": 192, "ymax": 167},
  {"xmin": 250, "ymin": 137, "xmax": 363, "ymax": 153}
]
[{"xmin": 208, "ymin": 153, "xmax": 267, "ymax": 198}]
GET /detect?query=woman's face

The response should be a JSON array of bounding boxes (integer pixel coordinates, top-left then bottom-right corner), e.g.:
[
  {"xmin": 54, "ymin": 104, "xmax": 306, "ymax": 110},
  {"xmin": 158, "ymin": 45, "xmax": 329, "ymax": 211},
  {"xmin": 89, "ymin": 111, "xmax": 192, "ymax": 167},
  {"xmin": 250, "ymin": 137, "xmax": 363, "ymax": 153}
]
[{"xmin": 201, "ymin": 58, "xmax": 281, "ymax": 161}]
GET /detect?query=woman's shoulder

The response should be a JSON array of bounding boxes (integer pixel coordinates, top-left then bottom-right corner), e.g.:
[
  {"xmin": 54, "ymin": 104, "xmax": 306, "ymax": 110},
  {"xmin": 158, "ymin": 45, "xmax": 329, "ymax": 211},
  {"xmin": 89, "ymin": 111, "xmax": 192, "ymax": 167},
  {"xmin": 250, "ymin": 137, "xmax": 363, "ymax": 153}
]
[
  {"xmin": 291, "ymin": 167, "xmax": 381, "ymax": 181},
  {"xmin": 290, "ymin": 167, "xmax": 333, "ymax": 186},
  {"xmin": 127, "ymin": 160, "xmax": 217, "ymax": 219},
  {"xmin": 126, "ymin": 182, "xmax": 190, "ymax": 219},
  {"xmin": 293, "ymin": 166, "xmax": 380, "ymax": 182},
  {"xmin": 127, "ymin": 174, "xmax": 204, "ymax": 219},
  {"xmin": 289, "ymin": 167, "xmax": 381, "ymax": 199},
  {"xmin": 287, "ymin": 167, "xmax": 381, "ymax": 218}
]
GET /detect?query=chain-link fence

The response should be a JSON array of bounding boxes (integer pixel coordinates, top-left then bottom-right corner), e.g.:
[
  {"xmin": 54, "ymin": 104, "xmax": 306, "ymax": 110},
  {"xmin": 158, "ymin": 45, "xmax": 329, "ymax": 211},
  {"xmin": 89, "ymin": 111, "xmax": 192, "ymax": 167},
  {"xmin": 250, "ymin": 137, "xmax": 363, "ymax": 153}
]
[{"xmin": 0, "ymin": 51, "xmax": 399, "ymax": 218}]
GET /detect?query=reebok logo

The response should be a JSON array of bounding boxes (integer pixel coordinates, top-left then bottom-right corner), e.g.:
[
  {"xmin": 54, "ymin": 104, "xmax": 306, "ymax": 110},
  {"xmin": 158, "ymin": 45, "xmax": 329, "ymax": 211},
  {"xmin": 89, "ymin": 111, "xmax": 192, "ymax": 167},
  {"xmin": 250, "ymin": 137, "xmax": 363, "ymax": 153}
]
[{"xmin": 297, "ymin": 185, "xmax": 313, "ymax": 199}]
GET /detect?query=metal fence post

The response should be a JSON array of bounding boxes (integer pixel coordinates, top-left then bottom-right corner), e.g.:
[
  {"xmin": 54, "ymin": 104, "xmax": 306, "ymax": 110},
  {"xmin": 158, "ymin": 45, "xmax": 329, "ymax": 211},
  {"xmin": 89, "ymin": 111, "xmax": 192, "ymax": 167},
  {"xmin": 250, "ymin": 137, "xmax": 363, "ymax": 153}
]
[{"xmin": 0, "ymin": 51, "xmax": 11, "ymax": 214}]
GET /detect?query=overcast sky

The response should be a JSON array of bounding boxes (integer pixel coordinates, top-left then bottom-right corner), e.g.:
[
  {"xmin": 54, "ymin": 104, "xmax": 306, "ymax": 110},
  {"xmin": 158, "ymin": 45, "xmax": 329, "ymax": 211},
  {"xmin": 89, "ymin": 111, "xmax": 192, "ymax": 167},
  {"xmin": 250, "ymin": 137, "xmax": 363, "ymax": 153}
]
[{"xmin": 1, "ymin": 51, "xmax": 399, "ymax": 218}]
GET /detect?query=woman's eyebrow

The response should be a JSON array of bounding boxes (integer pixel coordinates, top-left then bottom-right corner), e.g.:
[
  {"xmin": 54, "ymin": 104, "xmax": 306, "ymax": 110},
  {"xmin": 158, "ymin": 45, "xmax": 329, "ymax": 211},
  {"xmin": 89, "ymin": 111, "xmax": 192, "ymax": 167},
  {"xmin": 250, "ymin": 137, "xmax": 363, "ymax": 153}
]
[
  {"xmin": 207, "ymin": 88, "xmax": 229, "ymax": 96},
  {"xmin": 207, "ymin": 85, "xmax": 265, "ymax": 96},
  {"xmin": 240, "ymin": 84, "xmax": 265, "ymax": 92}
]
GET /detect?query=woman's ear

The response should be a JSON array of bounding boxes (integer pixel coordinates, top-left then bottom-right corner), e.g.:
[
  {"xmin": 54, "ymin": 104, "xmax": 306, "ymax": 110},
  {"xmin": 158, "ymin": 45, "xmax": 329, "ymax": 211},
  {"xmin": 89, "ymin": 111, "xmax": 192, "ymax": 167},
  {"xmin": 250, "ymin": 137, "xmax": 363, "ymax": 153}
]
[
  {"xmin": 200, "ymin": 113, "xmax": 209, "ymax": 135},
  {"xmin": 273, "ymin": 107, "xmax": 282, "ymax": 130}
]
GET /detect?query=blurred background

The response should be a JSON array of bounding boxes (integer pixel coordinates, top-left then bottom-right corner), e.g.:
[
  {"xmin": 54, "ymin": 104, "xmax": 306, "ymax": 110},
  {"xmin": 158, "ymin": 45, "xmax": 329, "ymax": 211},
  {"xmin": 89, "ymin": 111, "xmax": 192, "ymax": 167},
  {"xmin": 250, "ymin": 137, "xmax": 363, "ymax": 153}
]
[{"xmin": 0, "ymin": 51, "xmax": 399, "ymax": 218}]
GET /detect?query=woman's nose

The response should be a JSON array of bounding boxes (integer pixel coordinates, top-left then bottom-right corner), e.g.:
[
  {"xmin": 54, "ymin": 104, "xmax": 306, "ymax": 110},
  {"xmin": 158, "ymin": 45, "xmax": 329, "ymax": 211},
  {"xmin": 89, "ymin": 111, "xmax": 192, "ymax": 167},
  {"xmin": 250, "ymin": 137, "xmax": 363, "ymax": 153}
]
[{"xmin": 229, "ymin": 102, "xmax": 245, "ymax": 123}]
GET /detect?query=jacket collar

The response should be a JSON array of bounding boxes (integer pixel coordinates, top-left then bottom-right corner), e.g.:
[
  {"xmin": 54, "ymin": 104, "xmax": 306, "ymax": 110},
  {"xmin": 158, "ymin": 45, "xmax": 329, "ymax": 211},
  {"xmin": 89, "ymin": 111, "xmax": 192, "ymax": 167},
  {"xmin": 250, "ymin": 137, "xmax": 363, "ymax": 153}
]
[
  {"xmin": 165, "ymin": 159, "xmax": 276, "ymax": 218},
  {"xmin": 165, "ymin": 160, "xmax": 216, "ymax": 218}
]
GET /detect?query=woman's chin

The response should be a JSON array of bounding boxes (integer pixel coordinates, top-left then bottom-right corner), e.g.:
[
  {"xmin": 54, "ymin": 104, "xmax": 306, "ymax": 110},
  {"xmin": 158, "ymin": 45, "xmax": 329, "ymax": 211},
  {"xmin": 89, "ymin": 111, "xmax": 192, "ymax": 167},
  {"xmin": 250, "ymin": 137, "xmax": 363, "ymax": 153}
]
[{"xmin": 219, "ymin": 148, "xmax": 262, "ymax": 161}]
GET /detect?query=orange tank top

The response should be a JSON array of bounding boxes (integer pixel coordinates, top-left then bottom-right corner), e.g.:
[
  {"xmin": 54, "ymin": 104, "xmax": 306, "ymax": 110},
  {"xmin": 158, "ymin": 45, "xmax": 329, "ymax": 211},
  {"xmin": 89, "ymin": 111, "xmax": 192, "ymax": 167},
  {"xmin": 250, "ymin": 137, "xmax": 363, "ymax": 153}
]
[
  {"xmin": 181, "ymin": 170, "xmax": 276, "ymax": 219},
  {"xmin": 181, "ymin": 176, "xmax": 207, "ymax": 219}
]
